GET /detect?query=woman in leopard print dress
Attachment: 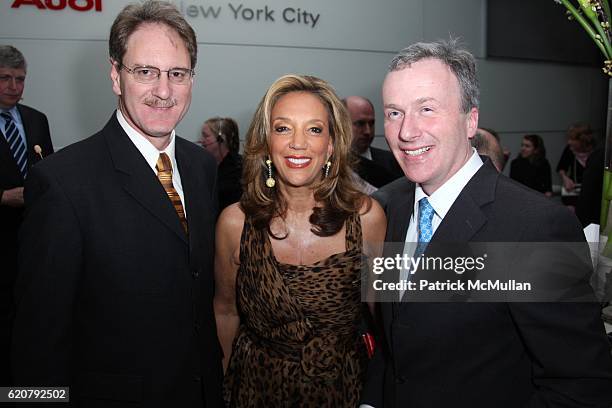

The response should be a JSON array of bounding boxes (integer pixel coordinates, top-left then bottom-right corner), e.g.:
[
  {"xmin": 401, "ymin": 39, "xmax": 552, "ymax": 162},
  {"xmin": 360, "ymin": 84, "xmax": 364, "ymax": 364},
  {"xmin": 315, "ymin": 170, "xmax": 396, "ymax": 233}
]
[{"xmin": 214, "ymin": 74, "xmax": 386, "ymax": 407}]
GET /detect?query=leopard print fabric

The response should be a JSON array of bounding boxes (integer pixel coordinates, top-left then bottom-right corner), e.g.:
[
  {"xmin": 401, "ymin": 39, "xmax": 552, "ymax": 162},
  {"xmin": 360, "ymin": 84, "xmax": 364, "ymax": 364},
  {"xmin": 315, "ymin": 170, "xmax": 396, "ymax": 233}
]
[{"xmin": 223, "ymin": 212, "xmax": 367, "ymax": 407}]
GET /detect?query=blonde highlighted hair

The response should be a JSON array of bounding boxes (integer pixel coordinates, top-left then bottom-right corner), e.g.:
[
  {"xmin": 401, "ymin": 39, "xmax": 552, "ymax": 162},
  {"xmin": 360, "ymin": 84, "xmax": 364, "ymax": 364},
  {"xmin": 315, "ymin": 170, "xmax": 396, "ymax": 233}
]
[{"xmin": 240, "ymin": 74, "xmax": 368, "ymax": 237}]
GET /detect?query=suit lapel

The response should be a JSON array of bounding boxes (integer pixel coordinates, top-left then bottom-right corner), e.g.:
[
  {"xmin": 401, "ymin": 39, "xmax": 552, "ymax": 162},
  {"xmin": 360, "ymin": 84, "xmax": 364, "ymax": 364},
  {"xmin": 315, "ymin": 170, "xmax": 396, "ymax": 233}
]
[
  {"xmin": 104, "ymin": 115, "xmax": 188, "ymax": 244},
  {"xmin": 0, "ymin": 122, "xmax": 20, "ymax": 180},
  {"xmin": 175, "ymin": 138, "xmax": 207, "ymax": 250},
  {"xmin": 380, "ymin": 181, "xmax": 415, "ymax": 321},
  {"xmin": 432, "ymin": 160, "xmax": 497, "ymax": 243}
]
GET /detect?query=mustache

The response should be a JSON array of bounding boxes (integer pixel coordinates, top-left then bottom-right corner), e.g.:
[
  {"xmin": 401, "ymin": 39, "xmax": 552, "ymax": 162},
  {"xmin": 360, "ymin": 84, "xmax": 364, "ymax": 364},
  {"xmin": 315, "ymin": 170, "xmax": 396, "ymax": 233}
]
[{"xmin": 144, "ymin": 98, "xmax": 177, "ymax": 108}]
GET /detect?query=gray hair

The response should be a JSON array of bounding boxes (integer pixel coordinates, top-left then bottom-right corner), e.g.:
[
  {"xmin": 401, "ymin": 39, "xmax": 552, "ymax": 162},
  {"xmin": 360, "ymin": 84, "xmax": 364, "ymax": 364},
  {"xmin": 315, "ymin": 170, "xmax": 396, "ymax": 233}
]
[
  {"xmin": 109, "ymin": 0, "xmax": 197, "ymax": 68},
  {"xmin": 0, "ymin": 45, "xmax": 26, "ymax": 70},
  {"xmin": 388, "ymin": 38, "xmax": 479, "ymax": 113}
]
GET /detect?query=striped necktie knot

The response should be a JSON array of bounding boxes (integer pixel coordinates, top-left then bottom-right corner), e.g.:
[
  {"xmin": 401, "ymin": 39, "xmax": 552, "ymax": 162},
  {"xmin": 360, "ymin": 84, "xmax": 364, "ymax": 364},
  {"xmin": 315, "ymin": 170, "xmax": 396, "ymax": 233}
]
[
  {"xmin": 156, "ymin": 152, "xmax": 188, "ymax": 234},
  {"xmin": 2, "ymin": 111, "xmax": 28, "ymax": 179}
]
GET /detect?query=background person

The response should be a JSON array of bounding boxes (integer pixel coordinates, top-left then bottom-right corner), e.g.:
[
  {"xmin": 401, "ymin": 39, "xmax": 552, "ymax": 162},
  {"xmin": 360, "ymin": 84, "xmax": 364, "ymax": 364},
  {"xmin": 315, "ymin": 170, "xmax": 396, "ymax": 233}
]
[
  {"xmin": 344, "ymin": 95, "xmax": 402, "ymax": 187},
  {"xmin": 471, "ymin": 127, "xmax": 504, "ymax": 172},
  {"xmin": 0, "ymin": 44, "xmax": 53, "ymax": 385},
  {"xmin": 510, "ymin": 134, "xmax": 553, "ymax": 196},
  {"xmin": 557, "ymin": 122, "xmax": 595, "ymax": 208},
  {"xmin": 214, "ymin": 74, "xmax": 386, "ymax": 407},
  {"xmin": 200, "ymin": 116, "xmax": 242, "ymax": 210}
]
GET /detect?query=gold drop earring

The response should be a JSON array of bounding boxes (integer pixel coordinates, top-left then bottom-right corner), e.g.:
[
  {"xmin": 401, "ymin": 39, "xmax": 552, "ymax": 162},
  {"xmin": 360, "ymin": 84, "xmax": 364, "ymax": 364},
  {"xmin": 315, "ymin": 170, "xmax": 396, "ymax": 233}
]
[{"xmin": 265, "ymin": 158, "xmax": 275, "ymax": 188}]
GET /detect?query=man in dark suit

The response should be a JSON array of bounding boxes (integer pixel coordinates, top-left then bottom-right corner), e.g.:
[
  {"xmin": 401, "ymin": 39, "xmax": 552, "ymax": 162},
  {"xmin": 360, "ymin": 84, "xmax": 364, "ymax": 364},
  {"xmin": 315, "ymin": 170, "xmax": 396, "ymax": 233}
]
[
  {"xmin": 344, "ymin": 95, "xmax": 402, "ymax": 187},
  {"xmin": 0, "ymin": 45, "xmax": 53, "ymax": 385},
  {"xmin": 360, "ymin": 39, "xmax": 612, "ymax": 408},
  {"xmin": 12, "ymin": 2, "xmax": 223, "ymax": 406}
]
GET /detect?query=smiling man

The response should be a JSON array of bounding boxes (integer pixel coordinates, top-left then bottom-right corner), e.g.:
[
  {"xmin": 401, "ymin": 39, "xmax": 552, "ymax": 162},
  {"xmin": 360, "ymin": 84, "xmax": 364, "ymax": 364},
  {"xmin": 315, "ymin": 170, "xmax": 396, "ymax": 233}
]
[
  {"xmin": 11, "ymin": 2, "xmax": 223, "ymax": 406},
  {"xmin": 361, "ymin": 39, "xmax": 612, "ymax": 408}
]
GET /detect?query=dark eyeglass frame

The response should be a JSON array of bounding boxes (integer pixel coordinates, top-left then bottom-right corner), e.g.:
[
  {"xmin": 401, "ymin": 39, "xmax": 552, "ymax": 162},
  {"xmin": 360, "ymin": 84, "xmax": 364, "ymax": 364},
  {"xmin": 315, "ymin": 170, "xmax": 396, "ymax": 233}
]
[
  {"xmin": 118, "ymin": 63, "xmax": 194, "ymax": 85},
  {"xmin": 0, "ymin": 74, "xmax": 25, "ymax": 84}
]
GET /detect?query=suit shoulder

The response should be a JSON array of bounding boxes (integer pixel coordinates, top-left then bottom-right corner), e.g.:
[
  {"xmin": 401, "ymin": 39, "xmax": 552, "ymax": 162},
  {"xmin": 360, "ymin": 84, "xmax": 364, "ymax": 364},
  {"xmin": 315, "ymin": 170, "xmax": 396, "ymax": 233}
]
[
  {"xmin": 33, "ymin": 131, "xmax": 105, "ymax": 176},
  {"xmin": 18, "ymin": 103, "xmax": 47, "ymax": 119},
  {"xmin": 176, "ymin": 136, "xmax": 216, "ymax": 167},
  {"xmin": 494, "ymin": 174, "xmax": 580, "ymax": 229},
  {"xmin": 372, "ymin": 177, "xmax": 413, "ymax": 207},
  {"xmin": 371, "ymin": 146, "xmax": 393, "ymax": 158}
]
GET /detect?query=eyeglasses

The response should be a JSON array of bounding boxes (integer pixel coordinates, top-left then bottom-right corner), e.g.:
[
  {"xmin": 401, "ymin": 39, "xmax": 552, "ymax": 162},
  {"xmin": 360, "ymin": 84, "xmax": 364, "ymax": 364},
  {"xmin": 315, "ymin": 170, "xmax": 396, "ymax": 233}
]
[
  {"xmin": 0, "ymin": 75, "xmax": 25, "ymax": 85},
  {"xmin": 118, "ymin": 63, "xmax": 194, "ymax": 85}
]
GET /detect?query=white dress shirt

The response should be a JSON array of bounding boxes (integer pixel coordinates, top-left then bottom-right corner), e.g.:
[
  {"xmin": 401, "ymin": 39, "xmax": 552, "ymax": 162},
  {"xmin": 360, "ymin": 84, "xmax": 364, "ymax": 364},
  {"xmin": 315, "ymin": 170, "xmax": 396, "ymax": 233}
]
[
  {"xmin": 398, "ymin": 149, "xmax": 483, "ymax": 298},
  {"xmin": 116, "ymin": 109, "xmax": 187, "ymax": 217}
]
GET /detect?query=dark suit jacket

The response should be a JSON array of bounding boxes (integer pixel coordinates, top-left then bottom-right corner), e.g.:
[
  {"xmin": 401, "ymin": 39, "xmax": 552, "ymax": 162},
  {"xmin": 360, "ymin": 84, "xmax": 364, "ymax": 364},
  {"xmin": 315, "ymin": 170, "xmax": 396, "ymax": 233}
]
[
  {"xmin": 362, "ymin": 160, "xmax": 612, "ymax": 408},
  {"xmin": 12, "ymin": 114, "xmax": 223, "ymax": 407},
  {"xmin": 370, "ymin": 146, "xmax": 403, "ymax": 180},
  {"xmin": 0, "ymin": 103, "xmax": 52, "ymax": 384}
]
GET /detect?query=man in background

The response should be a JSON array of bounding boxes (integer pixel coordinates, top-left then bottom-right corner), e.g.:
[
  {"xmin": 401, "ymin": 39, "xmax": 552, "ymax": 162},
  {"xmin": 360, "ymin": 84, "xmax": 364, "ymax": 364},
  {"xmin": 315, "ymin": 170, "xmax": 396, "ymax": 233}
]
[
  {"xmin": 0, "ymin": 44, "xmax": 53, "ymax": 385},
  {"xmin": 344, "ymin": 95, "xmax": 402, "ymax": 187},
  {"xmin": 471, "ymin": 127, "xmax": 504, "ymax": 171},
  {"xmin": 12, "ymin": 2, "xmax": 223, "ymax": 406}
]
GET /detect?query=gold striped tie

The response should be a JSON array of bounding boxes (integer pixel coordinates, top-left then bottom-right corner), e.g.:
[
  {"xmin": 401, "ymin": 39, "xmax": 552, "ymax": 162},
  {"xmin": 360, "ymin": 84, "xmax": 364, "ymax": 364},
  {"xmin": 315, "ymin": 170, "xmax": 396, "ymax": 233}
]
[{"xmin": 156, "ymin": 152, "xmax": 188, "ymax": 234}]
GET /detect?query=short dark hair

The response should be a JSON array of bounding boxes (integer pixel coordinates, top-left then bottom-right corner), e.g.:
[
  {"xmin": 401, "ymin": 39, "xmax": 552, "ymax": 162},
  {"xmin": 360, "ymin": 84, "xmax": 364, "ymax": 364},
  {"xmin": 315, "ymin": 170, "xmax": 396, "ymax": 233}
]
[
  {"xmin": 388, "ymin": 38, "xmax": 479, "ymax": 113},
  {"xmin": 109, "ymin": 0, "xmax": 197, "ymax": 68},
  {"xmin": 0, "ymin": 45, "xmax": 26, "ymax": 70}
]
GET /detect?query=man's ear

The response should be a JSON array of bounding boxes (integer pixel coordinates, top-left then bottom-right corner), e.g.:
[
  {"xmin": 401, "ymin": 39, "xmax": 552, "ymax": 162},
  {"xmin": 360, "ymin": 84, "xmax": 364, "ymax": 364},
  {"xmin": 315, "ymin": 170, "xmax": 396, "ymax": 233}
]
[
  {"xmin": 110, "ymin": 59, "xmax": 122, "ymax": 97},
  {"xmin": 466, "ymin": 107, "xmax": 479, "ymax": 140}
]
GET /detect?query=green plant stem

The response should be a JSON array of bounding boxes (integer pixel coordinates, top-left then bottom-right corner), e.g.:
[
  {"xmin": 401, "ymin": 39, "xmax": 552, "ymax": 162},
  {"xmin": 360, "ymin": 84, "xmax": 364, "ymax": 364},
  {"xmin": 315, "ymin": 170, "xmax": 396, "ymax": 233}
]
[
  {"xmin": 585, "ymin": 4, "xmax": 612, "ymax": 57},
  {"xmin": 559, "ymin": 0, "xmax": 611, "ymax": 58}
]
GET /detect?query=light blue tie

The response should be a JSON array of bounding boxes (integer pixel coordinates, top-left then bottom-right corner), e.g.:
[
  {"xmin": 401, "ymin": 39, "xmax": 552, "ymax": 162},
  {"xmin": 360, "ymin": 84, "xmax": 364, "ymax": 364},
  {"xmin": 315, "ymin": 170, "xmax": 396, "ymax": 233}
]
[
  {"xmin": 415, "ymin": 197, "xmax": 435, "ymax": 256},
  {"xmin": 1, "ymin": 111, "xmax": 27, "ymax": 178}
]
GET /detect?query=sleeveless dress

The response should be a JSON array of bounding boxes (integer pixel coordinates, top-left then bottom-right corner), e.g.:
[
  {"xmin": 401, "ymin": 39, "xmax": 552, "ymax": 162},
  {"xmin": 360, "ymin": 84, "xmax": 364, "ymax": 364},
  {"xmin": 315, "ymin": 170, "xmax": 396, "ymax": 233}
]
[{"xmin": 223, "ymin": 213, "xmax": 367, "ymax": 407}]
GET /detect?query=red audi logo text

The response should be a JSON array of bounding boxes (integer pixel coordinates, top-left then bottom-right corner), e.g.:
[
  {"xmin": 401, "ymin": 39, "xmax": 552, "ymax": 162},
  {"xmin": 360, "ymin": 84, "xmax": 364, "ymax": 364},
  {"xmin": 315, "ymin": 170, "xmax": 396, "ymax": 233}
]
[{"xmin": 11, "ymin": 0, "xmax": 102, "ymax": 12}]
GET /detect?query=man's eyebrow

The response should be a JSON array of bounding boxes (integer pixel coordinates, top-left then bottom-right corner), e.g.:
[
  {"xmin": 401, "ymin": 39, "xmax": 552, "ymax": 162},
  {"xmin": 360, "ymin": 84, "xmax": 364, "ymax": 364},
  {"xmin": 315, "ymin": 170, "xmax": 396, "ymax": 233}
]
[
  {"xmin": 383, "ymin": 103, "xmax": 403, "ymax": 110},
  {"xmin": 415, "ymin": 97, "xmax": 436, "ymax": 104}
]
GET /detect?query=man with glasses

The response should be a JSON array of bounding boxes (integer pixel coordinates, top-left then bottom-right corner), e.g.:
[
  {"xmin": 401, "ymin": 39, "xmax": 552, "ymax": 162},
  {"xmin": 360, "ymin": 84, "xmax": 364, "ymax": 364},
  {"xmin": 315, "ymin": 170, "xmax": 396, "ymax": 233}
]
[
  {"xmin": 12, "ymin": 2, "xmax": 224, "ymax": 406},
  {"xmin": 344, "ymin": 95, "xmax": 402, "ymax": 188},
  {"xmin": 0, "ymin": 45, "xmax": 53, "ymax": 386}
]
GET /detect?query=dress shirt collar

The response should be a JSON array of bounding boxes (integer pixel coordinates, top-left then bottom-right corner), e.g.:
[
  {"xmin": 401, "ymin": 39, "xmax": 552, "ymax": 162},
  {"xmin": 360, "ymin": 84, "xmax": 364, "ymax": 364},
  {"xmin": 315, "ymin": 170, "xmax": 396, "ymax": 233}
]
[
  {"xmin": 116, "ymin": 109, "xmax": 177, "ymax": 173},
  {"xmin": 414, "ymin": 149, "xmax": 483, "ymax": 219},
  {"xmin": 1, "ymin": 105, "xmax": 20, "ymax": 121}
]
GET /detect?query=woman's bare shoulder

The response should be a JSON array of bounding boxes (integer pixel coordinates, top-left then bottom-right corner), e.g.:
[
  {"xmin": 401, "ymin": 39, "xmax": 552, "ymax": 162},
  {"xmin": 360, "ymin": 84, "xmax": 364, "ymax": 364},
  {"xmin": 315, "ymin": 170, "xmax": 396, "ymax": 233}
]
[{"xmin": 217, "ymin": 203, "xmax": 246, "ymax": 237}]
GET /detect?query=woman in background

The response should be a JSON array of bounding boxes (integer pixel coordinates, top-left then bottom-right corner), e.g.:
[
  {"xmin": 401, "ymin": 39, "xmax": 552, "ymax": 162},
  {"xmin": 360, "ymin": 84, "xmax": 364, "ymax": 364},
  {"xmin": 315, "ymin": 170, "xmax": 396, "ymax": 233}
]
[
  {"xmin": 510, "ymin": 134, "xmax": 552, "ymax": 196},
  {"xmin": 200, "ymin": 117, "xmax": 243, "ymax": 210},
  {"xmin": 557, "ymin": 123, "xmax": 595, "ymax": 207},
  {"xmin": 213, "ymin": 74, "xmax": 386, "ymax": 407}
]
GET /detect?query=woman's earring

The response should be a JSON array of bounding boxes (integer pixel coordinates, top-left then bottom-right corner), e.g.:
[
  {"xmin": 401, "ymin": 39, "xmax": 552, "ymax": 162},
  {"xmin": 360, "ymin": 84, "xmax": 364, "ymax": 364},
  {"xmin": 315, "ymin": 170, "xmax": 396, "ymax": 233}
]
[
  {"xmin": 265, "ymin": 158, "xmax": 276, "ymax": 188},
  {"xmin": 324, "ymin": 160, "xmax": 331, "ymax": 178}
]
